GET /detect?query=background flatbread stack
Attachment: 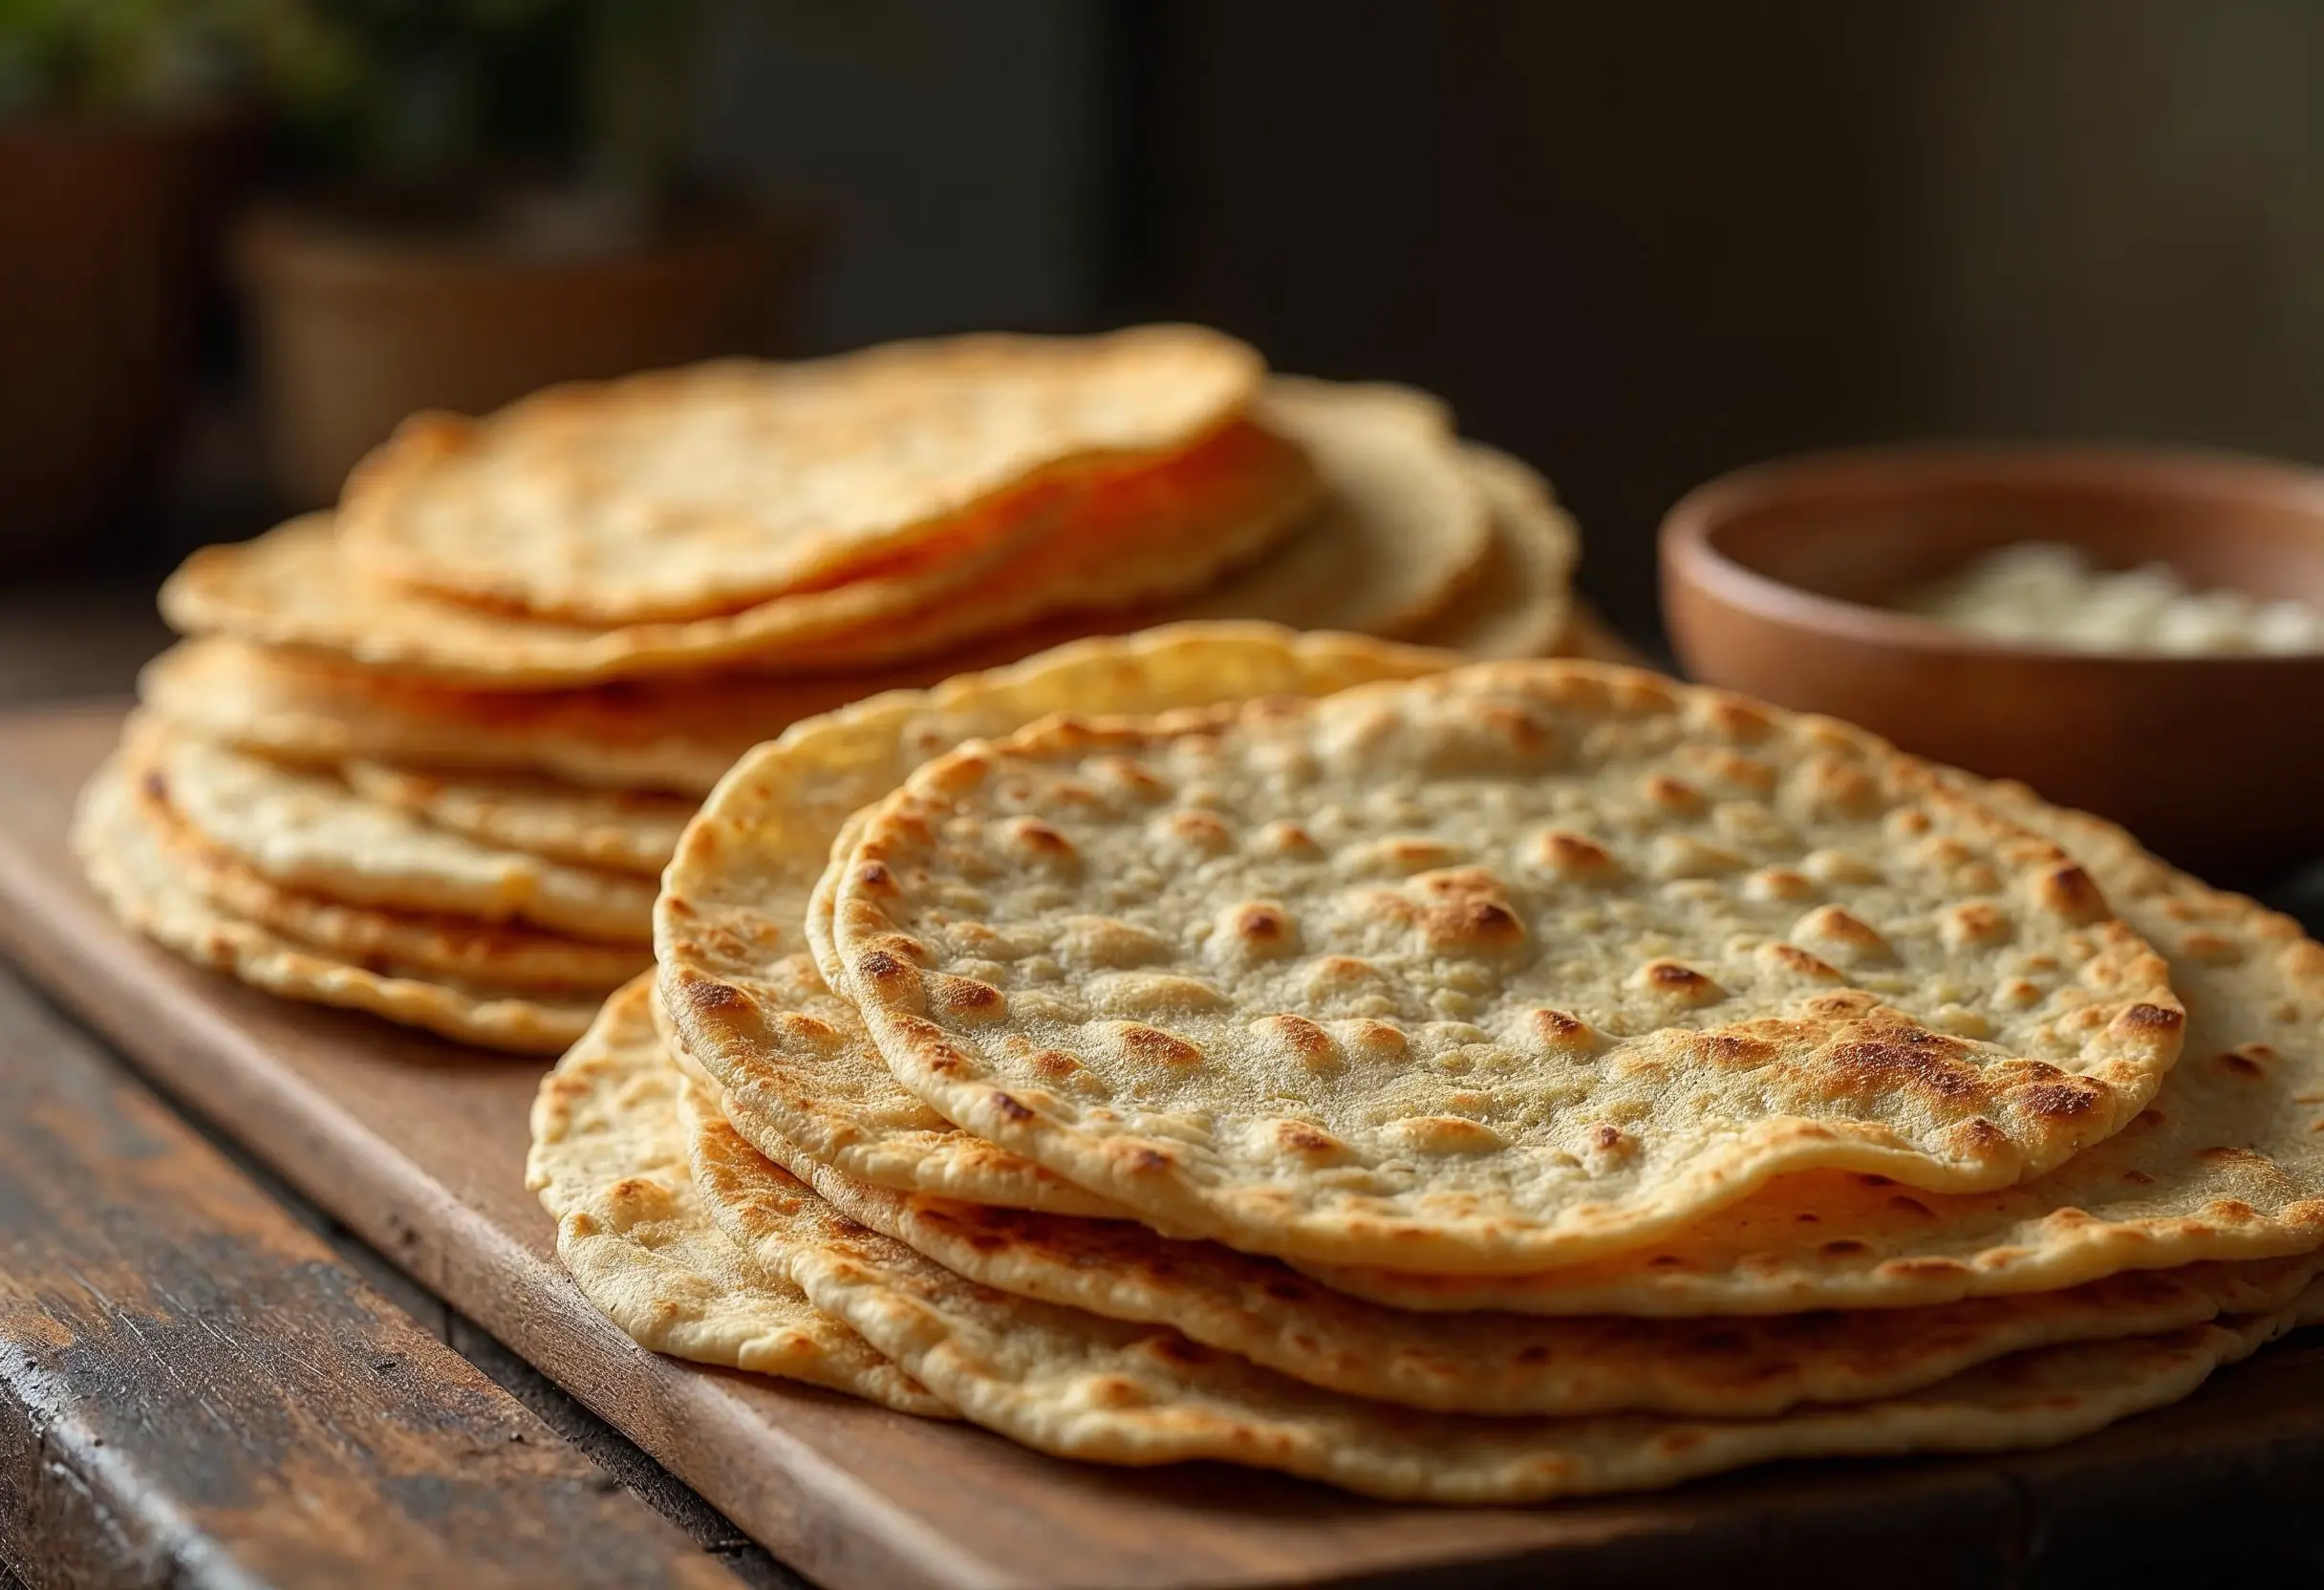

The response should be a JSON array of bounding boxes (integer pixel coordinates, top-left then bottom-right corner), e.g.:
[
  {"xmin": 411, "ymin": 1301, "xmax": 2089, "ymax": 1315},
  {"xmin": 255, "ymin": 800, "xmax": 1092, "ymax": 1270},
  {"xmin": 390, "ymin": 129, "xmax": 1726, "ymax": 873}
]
[
  {"xmin": 79, "ymin": 325, "xmax": 1592, "ymax": 1051},
  {"xmin": 528, "ymin": 628, "xmax": 2324, "ymax": 1502}
]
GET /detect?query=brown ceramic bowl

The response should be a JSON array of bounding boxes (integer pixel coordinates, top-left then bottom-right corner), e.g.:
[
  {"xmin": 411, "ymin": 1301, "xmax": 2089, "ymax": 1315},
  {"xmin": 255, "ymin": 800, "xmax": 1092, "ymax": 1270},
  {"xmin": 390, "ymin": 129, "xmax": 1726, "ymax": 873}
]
[{"xmin": 1661, "ymin": 443, "xmax": 2324, "ymax": 882}]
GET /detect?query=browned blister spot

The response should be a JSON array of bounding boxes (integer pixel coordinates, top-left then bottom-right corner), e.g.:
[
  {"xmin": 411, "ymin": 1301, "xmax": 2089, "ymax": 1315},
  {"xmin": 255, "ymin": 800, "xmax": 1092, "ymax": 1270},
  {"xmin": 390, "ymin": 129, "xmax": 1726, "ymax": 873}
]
[
  {"xmin": 2175, "ymin": 930, "xmax": 2249, "ymax": 967},
  {"xmin": 680, "ymin": 977, "xmax": 752, "ymax": 1017},
  {"xmin": 855, "ymin": 949, "xmax": 916, "ymax": 986},
  {"xmin": 2011, "ymin": 1079, "xmax": 2103, "ymax": 1122},
  {"xmin": 1366, "ymin": 867, "xmax": 1530, "ymax": 952},
  {"xmin": 1797, "ymin": 755, "xmax": 1883, "ymax": 819},
  {"xmin": 1384, "ymin": 1115, "xmax": 1505, "ymax": 1153},
  {"xmin": 1637, "ymin": 959, "xmax": 1726, "ymax": 1005},
  {"xmin": 1222, "ymin": 901, "xmax": 1299, "ymax": 956},
  {"xmin": 1820, "ymin": 1020, "xmax": 1985, "ymax": 1103},
  {"xmin": 1271, "ymin": 1120, "xmax": 1351, "ymax": 1161},
  {"xmin": 1158, "ymin": 807, "xmax": 1235, "ymax": 854},
  {"xmin": 1088, "ymin": 754, "xmax": 1171, "ymax": 802},
  {"xmin": 768, "ymin": 1010, "xmax": 841, "ymax": 1049},
  {"xmin": 1760, "ymin": 941, "xmax": 1842, "ymax": 981},
  {"xmin": 1028, "ymin": 1048, "xmax": 1084, "ymax": 1081},
  {"xmin": 1342, "ymin": 1019, "xmax": 1410, "ymax": 1061},
  {"xmin": 1347, "ymin": 834, "xmax": 1466, "ymax": 875},
  {"xmin": 2034, "ymin": 862, "xmax": 2109, "ymax": 924},
  {"xmin": 1527, "ymin": 1007, "xmax": 1602, "ymax": 1054},
  {"xmin": 1006, "ymin": 815, "xmax": 1079, "ymax": 861},
  {"xmin": 1531, "ymin": 828, "xmax": 1621, "ymax": 881},
  {"xmin": 1251, "ymin": 1013, "xmax": 1337, "ymax": 1069},
  {"xmin": 1793, "ymin": 904, "xmax": 1894, "ymax": 963},
  {"xmin": 1693, "ymin": 1030, "xmax": 1778, "ymax": 1066},
  {"xmin": 1084, "ymin": 1375, "xmax": 1150, "ymax": 1408},
  {"xmin": 2219, "ymin": 1048, "xmax": 2267, "ymax": 1079},
  {"xmin": 1257, "ymin": 820, "xmax": 1319, "ymax": 856},
  {"xmin": 1941, "ymin": 900, "xmax": 2012, "ymax": 951},
  {"xmin": 930, "ymin": 973, "xmax": 1008, "ymax": 1025},
  {"xmin": 2114, "ymin": 1001, "xmax": 2182, "ymax": 1036},
  {"xmin": 1641, "ymin": 774, "xmax": 1705, "ymax": 814},
  {"xmin": 1112, "ymin": 1022, "xmax": 1205, "ymax": 1068},
  {"xmin": 1692, "ymin": 694, "xmax": 1776, "ymax": 743},
  {"xmin": 1746, "ymin": 866, "xmax": 1817, "ymax": 903}
]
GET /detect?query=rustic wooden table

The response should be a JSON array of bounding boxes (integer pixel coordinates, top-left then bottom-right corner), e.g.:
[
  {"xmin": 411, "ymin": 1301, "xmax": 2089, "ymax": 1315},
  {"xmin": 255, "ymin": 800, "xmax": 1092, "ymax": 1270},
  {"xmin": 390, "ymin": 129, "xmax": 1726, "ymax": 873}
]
[
  {"xmin": 0, "ymin": 580, "xmax": 792, "ymax": 1588},
  {"xmin": 11, "ymin": 580, "xmax": 2324, "ymax": 1588}
]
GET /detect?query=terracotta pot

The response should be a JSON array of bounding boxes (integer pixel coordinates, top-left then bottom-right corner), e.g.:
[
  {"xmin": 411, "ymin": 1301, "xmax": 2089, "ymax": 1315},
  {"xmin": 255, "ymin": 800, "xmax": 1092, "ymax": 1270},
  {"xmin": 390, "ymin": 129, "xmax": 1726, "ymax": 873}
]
[
  {"xmin": 234, "ymin": 202, "xmax": 814, "ymax": 508},
  {"xmin": 0, "ymin": 114, "xmax": 240, "ymax": 568}
]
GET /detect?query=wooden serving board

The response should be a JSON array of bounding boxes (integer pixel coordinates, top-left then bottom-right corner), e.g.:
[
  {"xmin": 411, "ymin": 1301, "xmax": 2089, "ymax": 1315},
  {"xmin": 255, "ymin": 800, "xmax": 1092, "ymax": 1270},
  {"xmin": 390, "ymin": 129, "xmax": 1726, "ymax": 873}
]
[{"xmin": 11, "ymin": 702, "xmax": 2324, "ymax": 1588}]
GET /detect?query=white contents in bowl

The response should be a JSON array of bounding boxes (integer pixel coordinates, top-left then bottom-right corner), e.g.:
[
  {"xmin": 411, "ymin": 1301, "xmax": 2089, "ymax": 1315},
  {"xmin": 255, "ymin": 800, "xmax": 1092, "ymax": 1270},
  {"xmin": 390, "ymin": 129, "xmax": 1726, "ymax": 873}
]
[{"xmin": 1895, "ymin": 542, "xmax": 2324, "ymax": 655}]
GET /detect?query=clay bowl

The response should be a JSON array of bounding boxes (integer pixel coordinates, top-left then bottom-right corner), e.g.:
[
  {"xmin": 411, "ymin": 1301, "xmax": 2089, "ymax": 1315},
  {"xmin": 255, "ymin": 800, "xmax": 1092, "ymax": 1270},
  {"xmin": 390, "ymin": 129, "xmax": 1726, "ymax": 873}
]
[{"xmin": 1661, "ymin": 443, "xmax": 2324, "ymax": 882}]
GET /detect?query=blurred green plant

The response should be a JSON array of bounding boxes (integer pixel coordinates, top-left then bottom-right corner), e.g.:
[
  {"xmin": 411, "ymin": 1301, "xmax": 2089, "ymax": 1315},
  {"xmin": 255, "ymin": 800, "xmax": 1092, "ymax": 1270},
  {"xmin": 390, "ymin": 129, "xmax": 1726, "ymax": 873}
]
[
  {"xmin": 0, "ymin": 0, "xmax": 700, "ymax": 200},
  {"xmin": 0, "ymin": 0, "xmax": 236, "ymax": 118}
]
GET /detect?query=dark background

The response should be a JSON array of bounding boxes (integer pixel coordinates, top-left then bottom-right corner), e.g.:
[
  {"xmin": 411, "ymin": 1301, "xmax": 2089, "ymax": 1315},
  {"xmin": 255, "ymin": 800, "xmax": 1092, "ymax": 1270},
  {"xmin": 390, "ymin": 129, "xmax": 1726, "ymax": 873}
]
[
  {"xmin": 19, "ymin": 0, "xmax": 2324, "ymax": 650},
  {"xmin": 699, "ymin": 0, "xmax": 2324, "ymax": 643}
]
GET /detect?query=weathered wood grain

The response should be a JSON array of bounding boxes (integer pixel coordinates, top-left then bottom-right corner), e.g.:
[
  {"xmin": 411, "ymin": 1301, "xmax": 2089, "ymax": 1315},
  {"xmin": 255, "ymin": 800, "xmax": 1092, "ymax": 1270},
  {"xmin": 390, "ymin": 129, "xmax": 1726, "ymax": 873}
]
[
  {"xmin": 9, "ymin": 702, "xmax": 2324, "ymax": 1587},
  {"xmin": 0, "ymin": 960, "xmax": 733, "ymax": 1590}
]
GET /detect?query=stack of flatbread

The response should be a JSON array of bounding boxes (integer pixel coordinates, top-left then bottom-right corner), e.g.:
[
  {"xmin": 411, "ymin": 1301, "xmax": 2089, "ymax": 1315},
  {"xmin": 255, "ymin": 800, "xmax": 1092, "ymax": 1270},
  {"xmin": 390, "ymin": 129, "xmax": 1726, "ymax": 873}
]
[
  {"xmin": 531, "ymin": 627, "xmax": 2324, "ymax": 1501},
  {"xmin": 75, "ymin": 326, "xmax": 1586, "ymax": 1053}
]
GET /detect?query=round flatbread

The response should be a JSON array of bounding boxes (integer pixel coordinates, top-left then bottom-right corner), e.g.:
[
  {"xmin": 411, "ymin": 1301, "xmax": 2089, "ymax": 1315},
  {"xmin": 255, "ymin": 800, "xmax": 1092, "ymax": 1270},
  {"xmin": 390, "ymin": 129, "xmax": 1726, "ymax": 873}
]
[
  {"xmin": 734, "ymin": 413, "xmax": 1320, "ymax": 676},
  {"xmin": 138, "ymin": 763, "xmax": 647, "ymax": 994},
  {"xmin": 345, "ymin": 327, "xmax": 1263, "ymax": 623},
  {"xmin": 156, "ymin": 380, "xmax": 1555, "ymax": 690},
  {"xmin": 657, "ymin": 623, "xmax": 1461, "ymax": 1215},
  {"xmin": 73, "ymin": 755, "xmax": 597, "ymax": 1054},
  {"xmin": 1167, "ymin": 379, "xmax": 1491, "ymax": 640},
  {"xmin": 1309, "ymin": 788, "xmax": 2324, "ymax": 1314},
  {"xmin": 137, "ymin": 717, "xmax": 655, "ymax": 946},
  {"xmin": 342, "ymin": 763, "xmax": 691, "ymax": 877},
  {"xmin": 161, "ymin": 512, "xmax": 1052, "ymax": 689},
  {"xmin": 818, "ymin": 662, "xmax": 2185, "ymax": 1275},
  {"xmin": 672, "ymin": 962, "xmax": 2322, "ymax": 1416},
  {"xmin": 1399, "ymin": 443, "xmax": 1578, "ymax": 658},
  {"xmin": 136, "ymin": 638, "xmax": 993, "ymax": 796},
  {"xmin": 645, "ymin": 1044, "xmax": 2313, "ymax": 1501},
  {"xmin": 527, "ymin": 979, "xmax": 949, "ymax": 1413}
]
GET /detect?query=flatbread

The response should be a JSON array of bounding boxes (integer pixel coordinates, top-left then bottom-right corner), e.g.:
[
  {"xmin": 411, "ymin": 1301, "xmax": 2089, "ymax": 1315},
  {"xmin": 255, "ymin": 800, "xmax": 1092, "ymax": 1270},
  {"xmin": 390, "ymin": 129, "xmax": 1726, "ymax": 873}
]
[
  {"xmin": 821, "ymin": 662, "xmax": 2185, "ymax": 1275},
  {"xmin": 73, "ymin": 754, "xmax": 596, "ymax": 1054},
  {"xmin": 158, "ymin": 380, "xmax": 1552, "ymax": 690},
  {"xmin": 726, "ymin": 413, "xmax": 1320, "ymax": 676},
  {"xmin": 138, "ymin": 638, "xmax": 966, "ymax": 795},
  {"xmin": 132, "ymin": 756, "xmax": 647, "ymax": 993},
  {"xmin": 1399, "ymin": 444, "xmax": 1579, "ymax": 658},
  {"xmin": 674, "ymin": 962, "xmax": 2322, "ymax": 1415},
  {"xmin": 1165, "ymin": 379, "xmax": 1491, "ymax": 640},
  {"xmin": 161, "ymin": 512, "xmax": 1065, "ymax": 689},
  {"xmin": 660, "ymin": 956, "xmax": 1121, "ymax": 1218},
  {"xmin": 1314, "ymin": 789, "xmax": 2324, "ymax": 1314},
  {"xmin": 642, "ymin": 1043, "xmax": 2314, "ymax": 1501},
  {"xmin": 657, "ymin": 623, "xmax": 1461, "ymax": 1214},
  {"xmin": 139, "ymin": 717, "xmax": 655, "ymax": 946},
  {"xmin": 527, "ymin": 979, "xmax": 949, "ymax": 1413},
  {"xmin": 345, "ymin": 327, "xmax": 1263, "ymax": 623},
  {"xmin": 343, "ymin": 763, "xmax": 690, "ymax": 877}
]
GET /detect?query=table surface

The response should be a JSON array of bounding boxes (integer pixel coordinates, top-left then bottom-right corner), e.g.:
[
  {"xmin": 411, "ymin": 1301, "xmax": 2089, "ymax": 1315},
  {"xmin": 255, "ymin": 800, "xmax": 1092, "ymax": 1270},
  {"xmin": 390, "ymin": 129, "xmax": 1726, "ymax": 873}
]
[
  {"xmin": 0, "ymin": 584, "xmax": 795, "ymax": 1588},
  {"xmin": 10, "ymin": 585, "xmax": 2324, "ymax": 1590}
]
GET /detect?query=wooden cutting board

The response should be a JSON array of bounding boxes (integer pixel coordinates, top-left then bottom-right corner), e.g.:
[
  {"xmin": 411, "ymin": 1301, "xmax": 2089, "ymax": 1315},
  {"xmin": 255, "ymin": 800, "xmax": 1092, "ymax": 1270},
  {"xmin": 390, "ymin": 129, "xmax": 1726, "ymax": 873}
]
[{"xmin": 10, "ymin": 701, "xmax": 2324, "ymax": 1589}]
